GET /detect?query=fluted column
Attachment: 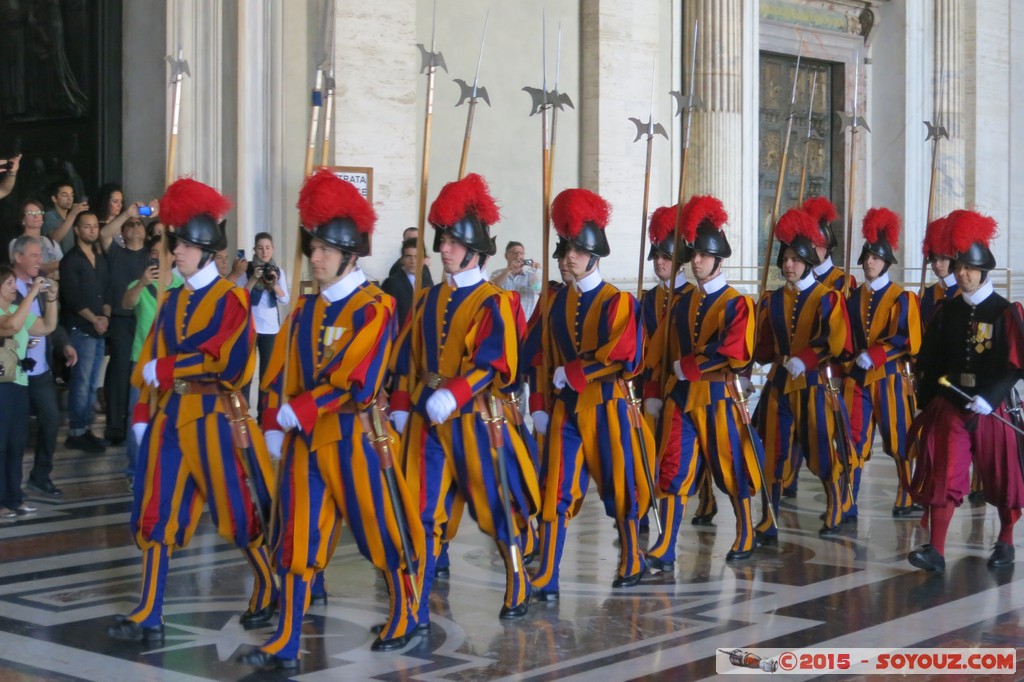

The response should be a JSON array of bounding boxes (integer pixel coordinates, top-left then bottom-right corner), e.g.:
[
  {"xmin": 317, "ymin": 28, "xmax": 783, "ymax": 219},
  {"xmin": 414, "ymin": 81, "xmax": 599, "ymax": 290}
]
[
  {"xmin": 236, "ymin": 1, "xmax": 273, "ymax": 254},
  {"xmin": 167, "ymin": 0, "xmax": 223, "ymax": 189},
  {"xmin": 683, "ymin": 0, "xmax": 749, "ymax": 269},
  {"xmin": 932, "ymin": 0, "xmax": 965, "ymax": 217}
]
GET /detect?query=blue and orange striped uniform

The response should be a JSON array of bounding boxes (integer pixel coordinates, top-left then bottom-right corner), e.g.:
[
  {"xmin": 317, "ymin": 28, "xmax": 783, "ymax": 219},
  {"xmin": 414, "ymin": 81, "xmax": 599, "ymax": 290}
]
[
  {"xmin": 128, "ymin": 266, "xmax": 276, "ymax": 630},
  {"xmin": 813, "ymin": 260, "xmax": 857, "ymax": 293},
  {"xmin": 920, "ymin": 276, "xmax": 959, "ymax": 330},
  {"xmin": 638, "ymin": 277, "xmax": 713, "ymax": 561},
  {"xmin": 644, "ymin": 274, "xmax": 765, "ymax": 557},
  {"xmin": 254, "ymin": 270, "xmax": 424, "ymax": 659},
  {"xmin": 753, "ymin": 277, "xmax": 853, "ymax": 535},
  {"xmin": 529, "ymin": 275, "xmax": 655, "ymax": 594},
  {"xmin": 841, "ymin": 276, "xmax": 922, "ymax": 512},
  {"xmin": 390, "ymin": 271, "xmax": 540, "ymax": 624}
]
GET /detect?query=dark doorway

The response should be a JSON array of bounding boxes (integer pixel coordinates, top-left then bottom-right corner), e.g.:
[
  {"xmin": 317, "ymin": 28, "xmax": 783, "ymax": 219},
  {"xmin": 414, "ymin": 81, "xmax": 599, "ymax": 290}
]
[
  {"xmin": 758, "ymin": 52, "xmax": 844, "ymax": 277},
  {"xmin": 0, "ymin": 0, "xmax": 122, "ymax": 254}
]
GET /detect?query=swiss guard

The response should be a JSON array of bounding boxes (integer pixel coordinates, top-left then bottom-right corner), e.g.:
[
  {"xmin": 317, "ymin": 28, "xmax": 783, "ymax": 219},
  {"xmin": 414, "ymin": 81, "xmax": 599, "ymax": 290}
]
[{"xmin": 908, "ymin": 209, "xmax": 1024, "ymax": 573}]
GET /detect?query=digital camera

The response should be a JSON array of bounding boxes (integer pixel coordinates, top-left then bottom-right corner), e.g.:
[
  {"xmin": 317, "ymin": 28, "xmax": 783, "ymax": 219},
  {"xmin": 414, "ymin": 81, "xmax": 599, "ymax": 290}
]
[{"xmin": 138, "ymin": 205, "xmax": 153, "ymax": 217}]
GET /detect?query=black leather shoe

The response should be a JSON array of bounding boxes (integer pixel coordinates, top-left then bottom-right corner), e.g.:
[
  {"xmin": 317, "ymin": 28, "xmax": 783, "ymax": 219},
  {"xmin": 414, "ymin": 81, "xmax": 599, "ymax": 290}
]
[
  {"xmin": 968, "ymin": 490, "xmax": 986, "ymax": 503},
  {"xmin": 106, "ymin": 619, "xmax": 164, "ymax": 643},
  {"xmin": 755, "ymin": 531, "xmax": 778, "ymax": 547},
  {"xmin": 434, "ymin": 565, "xmax": 450, "ymax": 579},
  {"xmin": 499, "ymin": 601, "xmax": 529, "ymax": 619},
  {"xmin": 533, "ymin": 589, "xmax": 559, "ymax": 602},
  {"xmin": 611, "ymin": 571, "xmax": 643, "ymax": 588},
  {"xmin": 26, "ymin": 478, "xmax": 62, "ymax": 497},
  {"xmin": 691, "ymin": 513, "xmax": 716, "ymax": 526},
  {"xmin": 988, "ymin": 542, "xmax": 1015, "ymax": 568},
  {"xmin": 782, "ymin": 486, "xmax": 798, "ymax": 499},
  {"xmin": 892, "ymin": 504, "xmax": 924, "ymax": 517},
  {"xmin": 237, "ymin": 648, "xmax": 299, "ymax": 669},
  {"xmin": 819, "ymin": 523, "xmax": 842, "ymax": 536},
  {"xmin": 309, "ymin": 592, "xmax": 328, "ymax": 606},
  {"xmin": 239, "ymin": 603, "xmax": 275, "ymax": 627},
  {"xmin": 908, "ymin": 544, "xmax": 946, "ymax": 574},
  {"xmin": 725, "ymin": 548, "xmax": 753, "ymax": 562},
  {"xmin": 371, "ymin": 621, "xmax": 431, "ymax": 635},
  {"xmin": 371, "ymin": 630, "xmax": 416, "ymax": 651},
  {"xmin": 646, "ymin": 555, "xmax": 675, "ymax": 572}
]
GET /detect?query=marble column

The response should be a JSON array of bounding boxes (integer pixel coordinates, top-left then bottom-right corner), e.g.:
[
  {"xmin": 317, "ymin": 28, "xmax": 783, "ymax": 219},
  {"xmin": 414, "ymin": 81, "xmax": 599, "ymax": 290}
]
[
  {"xmin": 579, "ymin": 0, "xmax": 674, "ymax": 284},
  {"xmin": 683, "ymin": 0, "xmax": 752, "ymax": 271},
  {"xmin": 332, "ymin": 0, "xmax": 418, "ymax": 280},
  {"xmin": 166, "ymin": 0, "xmax": 224, "ymax": 190},
  {"xmin": 236, "ymin": 1, "xmax": 273, "ymax": 254},
  {"xmin": 932, "ymin": 0, "xmax": 966, "ymax": 218}
]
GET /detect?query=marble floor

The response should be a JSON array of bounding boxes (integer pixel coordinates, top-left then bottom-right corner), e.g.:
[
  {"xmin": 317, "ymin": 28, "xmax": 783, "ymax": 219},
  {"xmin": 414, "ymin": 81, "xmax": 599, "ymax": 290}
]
[{"xmin": 2, "ymin": 424, "xmax": 1023, "ymax": 681}]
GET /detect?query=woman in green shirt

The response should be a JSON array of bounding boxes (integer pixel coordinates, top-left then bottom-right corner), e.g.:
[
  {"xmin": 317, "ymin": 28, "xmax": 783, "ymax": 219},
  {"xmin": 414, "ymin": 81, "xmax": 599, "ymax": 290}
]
[
  {"xmin": 0, "ymin": 265, "xmax": 58, "ymax": 518},
  {"xmin": 120, "ymin": 237, "xmax": 183, "ymax": 486}
]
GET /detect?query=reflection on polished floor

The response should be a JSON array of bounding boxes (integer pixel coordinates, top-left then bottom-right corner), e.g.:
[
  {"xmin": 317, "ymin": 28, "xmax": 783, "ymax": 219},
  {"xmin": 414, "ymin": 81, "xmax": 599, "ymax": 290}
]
[{"xmin": 1, "ymin": 439, "xmax": 1023, "ymax": 681}]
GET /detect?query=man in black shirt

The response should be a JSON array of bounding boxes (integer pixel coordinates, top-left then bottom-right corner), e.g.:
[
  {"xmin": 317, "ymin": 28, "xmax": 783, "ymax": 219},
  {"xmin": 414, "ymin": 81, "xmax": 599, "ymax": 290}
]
[
  {"xmin": 387, "ymin": 227, "xmax": 433, "ymax": 289},
  {"xmin": 381, "ymin": 238, "xmax": 418, "ymax": 326},
  {"xmin": 103, "ymin": 216, "xmax": 148, "ymax": 445},
  {"xmin": 59, "ymin": 211, "xmax": 111, "ymax": 453}
]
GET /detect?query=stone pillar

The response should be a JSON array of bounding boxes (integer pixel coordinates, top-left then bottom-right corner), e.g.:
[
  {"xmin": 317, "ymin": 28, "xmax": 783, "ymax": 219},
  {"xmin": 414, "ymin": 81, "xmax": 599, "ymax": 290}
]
[
  {"xmin": 683, "ymin": 0, "xmax": 751, "ymax": 271},
  {"xmin": 579, "ymin": 0, "xmax": 673, "ymax": 285},
  {"xmin": 333, "ymin": 0, "xmax": 418, "ymax": 279},
  {"xmin": 932, "ymin": 0, "xmax": 966, "ymax": 218},
  {"xmin": 236, "ymin": 1, "xmax": 273, "ymax": 254},
  {"xmin": 167, "ymin": 0, "xmax": 224, "ymax": 190}
]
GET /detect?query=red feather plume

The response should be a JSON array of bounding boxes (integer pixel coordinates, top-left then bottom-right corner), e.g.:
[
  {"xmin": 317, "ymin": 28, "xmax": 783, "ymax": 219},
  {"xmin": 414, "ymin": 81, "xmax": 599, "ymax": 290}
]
[
  {"xmin": 861, "ymin": 207, "xmax": 901, "ymax": 249},
  {"xmin": 946, "ymin": 209, "xmax": 997, "ymax": 254},
  {"xmin": 679, "ymin": 195, "xmax": 727, "ymax": 243},
  {"xmin": 775, "ymin": 209, "xmax": 824, "ymax": 248},
  {"xmin": 551, "ymin": 188, "xmax": 611, "ymax": 238},
  {"xmin": 648, "ymin": 205, "xmax": 678, "ymax": 243},
  {"xmin": 921, "ymin": 216, "xmax": 949, "ymax": 258},
  {"xmin": 801, "ymin": 196, "xmax": 838, "ymax": 225},
  {"xmin": 297, "ymin": 168, "xmax": 376, "ymax": 233},
  {"xmin": 428, "ymin": 173, "xmax": 500, "ymax": 228},
  {"xmin": 160, "ymin": 177, "xmax": 231, "ymax": 228}
]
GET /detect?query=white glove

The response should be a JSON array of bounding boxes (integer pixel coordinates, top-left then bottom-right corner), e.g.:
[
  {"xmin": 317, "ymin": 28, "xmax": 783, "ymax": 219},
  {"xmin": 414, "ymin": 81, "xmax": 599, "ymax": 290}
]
[
  {"xmin": 644, "ymin": 398, "xmax": 663, "ymax": 420},
  {"xmin": 265, "ymin": 430, "xmax": 284, "ymax": 459},
  {"xmin": 142, "ymin": 359, "xmax": 160, "ymax": 387},
  {"xmin": 391, "ymin": 410, "xmax": 409, "ymax": 433},
  {"xmin": 672, "ymin": 360, "xmax": 686, "ymax": 381},
  {"xmin": 552, "ymin": 366, "xmax": 568, "ymax": 390},
  {"xmin": 739, "ymin": 376, "xmax": 755, "ymax": 398},
  {"xmin": 426, "ymin": 388, "xmax": 458, "ymax": 424},
  {"xmin": 967, "ymin": 395, "xmax": 993, "ymax": 416},
  {"xmin": 855, "ymin": 351, "xmax": 874, "ymax": 370},
  {"xmin": 277, "ymin": 403, "xmax": 300, "ymax": 431},
  {"xmin": 784, "ymin": 356, "xmax": 806, "ymax": 378},
  {"xmin": 132, "ymin": 422, "xmax": 148, "ymax": 447},
  {"xmin": 531, "ymin": 411, "xmax": 550, "ymax": 436}
]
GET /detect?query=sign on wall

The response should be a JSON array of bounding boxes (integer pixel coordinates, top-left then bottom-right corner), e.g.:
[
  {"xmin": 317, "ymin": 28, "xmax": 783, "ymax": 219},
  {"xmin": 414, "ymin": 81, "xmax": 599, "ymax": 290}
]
[{"xmin": 329, "ymin": 166, "xmax": 373, "ymax": 205}]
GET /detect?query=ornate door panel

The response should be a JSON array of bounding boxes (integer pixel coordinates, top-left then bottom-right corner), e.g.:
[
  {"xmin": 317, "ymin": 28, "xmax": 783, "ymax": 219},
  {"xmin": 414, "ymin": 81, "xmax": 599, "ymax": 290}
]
[{"xmin": 758, "ymin": 53, "xmax": 838, "ymax": 273}]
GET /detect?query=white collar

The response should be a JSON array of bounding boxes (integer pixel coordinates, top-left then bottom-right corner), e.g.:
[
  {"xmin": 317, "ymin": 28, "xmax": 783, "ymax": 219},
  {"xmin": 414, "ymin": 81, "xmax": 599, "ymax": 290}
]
[
  {"xmin": 699, "ymin": 272, "xmax": 727, "ymax": 295},
  {"xmin": 575, "ymin": 268, "xmax": 603, "ymax": 293},
  {"xmin": 186, "ymin": 261, "xmax": 220, "ymax": 290},
  {"xmin": 962, "ymin": 280, "xmax": 994, "ymax": 306},
  {"xmin": 813, "ymin": 256, "xmax": 834, "ymax": 276},
  {"xmin": 867, "ymin": 272, "xmax": 890, "ymax": 292},
  {"xmin": 446, "ymin": 266, "xmax": 484, "ymax": 289},
  {"xmin": 942, "ymin": 272, "xmax": 958, "ymax": 288},
  {"xmin": 662, "ymin": 271, "xmax": 688, "ymax": 290},
  {"xmin": 406, "ymin": 271, "xmax": 416, "ymax": 285},
  {"xmin": 794, "ymin": 272, "xmax": 816, "ymax": 291},
  {"xmin": 322, "ymin": 268, "xmax": 367, "ymax": 302}
]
